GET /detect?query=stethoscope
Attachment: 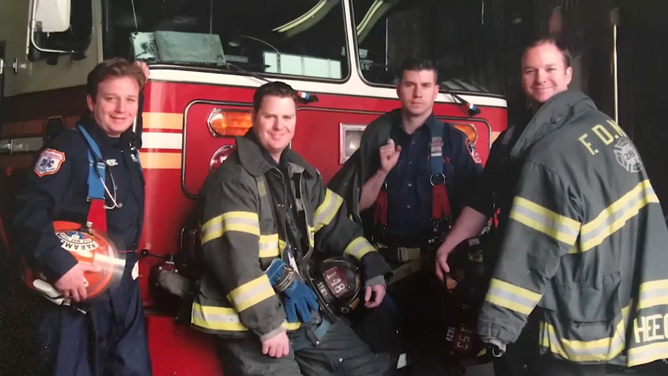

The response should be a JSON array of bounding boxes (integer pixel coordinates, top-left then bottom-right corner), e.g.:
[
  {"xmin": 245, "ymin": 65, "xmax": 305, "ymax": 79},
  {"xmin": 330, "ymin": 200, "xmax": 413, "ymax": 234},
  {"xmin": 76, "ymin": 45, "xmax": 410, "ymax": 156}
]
[{"xmin": 99, "ymin": 161, "xmax": 123, "ymax": 210}]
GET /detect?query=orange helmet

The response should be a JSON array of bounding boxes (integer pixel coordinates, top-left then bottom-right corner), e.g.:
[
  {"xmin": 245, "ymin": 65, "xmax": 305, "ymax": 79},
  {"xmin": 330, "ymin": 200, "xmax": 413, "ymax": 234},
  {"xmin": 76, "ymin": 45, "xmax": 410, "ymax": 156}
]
[{"xmin": 25, "ymin": 221, "xmax": 124, "ymax": 301}]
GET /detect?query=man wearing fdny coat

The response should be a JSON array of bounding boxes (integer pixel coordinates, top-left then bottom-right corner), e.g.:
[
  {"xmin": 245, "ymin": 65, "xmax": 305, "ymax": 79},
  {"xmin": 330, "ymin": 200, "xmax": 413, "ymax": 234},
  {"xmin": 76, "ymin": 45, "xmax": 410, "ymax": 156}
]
[
  {"xmin": 13, "ymin": 58, "xmax": 152, "ymax": 376},
  {"xmin": 438, "ymin": 37, "xmax": 668, "ymax": 376},
  {"xmin": 329, "ymin": 57, "xmax": 483, "ymax": 374},
  {"xmin": 194, "ymin": 81, "xmax": 393, "ymax": 376}
]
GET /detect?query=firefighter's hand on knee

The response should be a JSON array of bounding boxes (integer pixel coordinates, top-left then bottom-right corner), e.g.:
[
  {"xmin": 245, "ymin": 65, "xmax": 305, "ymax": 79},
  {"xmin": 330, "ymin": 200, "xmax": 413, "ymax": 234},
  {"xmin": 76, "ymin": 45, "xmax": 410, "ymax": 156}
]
[
  {"xmin": 435, "ymin": 245, "xmax": 452, "ymax": 283},
  {"xmin": 54, "ymin": 262, "xmax": 101, "ymax": 302},
  {"xmin": 364, "ymin": 284, "xmax": 386, "ymax": 308},
  {"xmin": 262, "ymin": 331, "xmax": 290, "ymax": 358},
  {"xmin": 379, "ymin": 139, "xmax": 401, "ymax": 173}
]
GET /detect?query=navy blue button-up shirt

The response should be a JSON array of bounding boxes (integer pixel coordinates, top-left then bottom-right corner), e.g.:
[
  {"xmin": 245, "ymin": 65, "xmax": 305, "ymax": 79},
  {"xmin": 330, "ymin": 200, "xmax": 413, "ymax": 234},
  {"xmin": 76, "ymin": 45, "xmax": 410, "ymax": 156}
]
[{"xmin": 384, "ymin": 114, "xmax": 483, "ymax": 238}]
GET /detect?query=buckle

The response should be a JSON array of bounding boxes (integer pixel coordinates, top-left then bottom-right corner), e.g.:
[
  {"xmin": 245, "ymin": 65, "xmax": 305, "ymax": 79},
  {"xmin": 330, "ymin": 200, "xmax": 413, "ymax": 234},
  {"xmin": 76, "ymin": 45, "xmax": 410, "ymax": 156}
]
[
  {"xmin": 396, "ymin": 247, "xmax": 421, "ymax": 262},
  {"xmin": 430, "ymin": 173, "xmax": 446, "ymax": 186}
]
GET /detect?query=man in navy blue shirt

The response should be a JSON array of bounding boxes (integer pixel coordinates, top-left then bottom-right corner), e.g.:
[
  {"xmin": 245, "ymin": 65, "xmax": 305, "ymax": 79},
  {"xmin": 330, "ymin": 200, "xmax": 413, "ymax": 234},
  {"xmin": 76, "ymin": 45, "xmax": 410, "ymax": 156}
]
[
  {"xmin": 13, "ymin": 58, "xmax": 152, "ymax": 376},
  {"xmin": 330, "ymin": 57, "xmax": 483, "ymax": 375}
]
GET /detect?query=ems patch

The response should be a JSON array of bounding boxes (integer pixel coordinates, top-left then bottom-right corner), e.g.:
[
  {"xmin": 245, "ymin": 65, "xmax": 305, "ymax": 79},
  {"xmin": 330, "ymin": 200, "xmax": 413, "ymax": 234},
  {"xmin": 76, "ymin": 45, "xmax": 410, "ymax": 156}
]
[
  {"xmin": 614, "ymin": 138, "xmax": 643, "ymax": 173},
  {"xmin": 34, "ymin": 148, "xmax": 66, "ymax": 177},
  {"xmin": 467, "ymin": 142, "xmax": 482, "ymax": 165}
]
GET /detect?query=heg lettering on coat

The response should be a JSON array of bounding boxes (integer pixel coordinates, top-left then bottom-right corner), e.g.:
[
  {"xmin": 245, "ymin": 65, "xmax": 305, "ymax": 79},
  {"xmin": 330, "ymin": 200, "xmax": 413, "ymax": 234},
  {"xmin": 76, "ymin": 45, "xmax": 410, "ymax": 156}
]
[
  {"xmin": 633, "ymin": 313, "xmax": 668, "ymax": 344},
  {"xmin": 578, "ymin": 120, "xmax": 627, "ymax": 155}
]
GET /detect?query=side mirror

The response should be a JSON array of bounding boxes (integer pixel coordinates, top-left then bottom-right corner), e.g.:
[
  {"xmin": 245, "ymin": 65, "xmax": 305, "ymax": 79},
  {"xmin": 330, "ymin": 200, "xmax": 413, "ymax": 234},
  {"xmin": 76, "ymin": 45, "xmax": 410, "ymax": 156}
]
[
  {"xmin": 28, "ymin": 0, "xmax": 91, "ymax": 62},
  {"xmin": 34, "ymin": 0, "xmax": 72, "ymax": 33}
]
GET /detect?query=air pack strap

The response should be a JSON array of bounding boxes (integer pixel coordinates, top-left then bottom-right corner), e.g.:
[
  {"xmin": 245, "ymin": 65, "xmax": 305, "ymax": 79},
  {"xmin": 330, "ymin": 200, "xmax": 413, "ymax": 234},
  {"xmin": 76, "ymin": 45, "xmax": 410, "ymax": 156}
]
[{"xmin": 373, "ymin": 124, "xmax": 452, "ymax": 228}]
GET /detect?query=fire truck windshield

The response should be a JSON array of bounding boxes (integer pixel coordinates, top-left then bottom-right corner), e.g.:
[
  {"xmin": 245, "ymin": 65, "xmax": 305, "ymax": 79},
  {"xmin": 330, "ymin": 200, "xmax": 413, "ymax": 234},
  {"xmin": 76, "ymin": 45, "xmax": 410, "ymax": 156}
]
[
  {"xmin": 105, "ymin": 0, "xmax": 349, "ymax": 80},
  {"xmin": 352, "ymin": 0, "xmax": 507, "ymax": 95}
]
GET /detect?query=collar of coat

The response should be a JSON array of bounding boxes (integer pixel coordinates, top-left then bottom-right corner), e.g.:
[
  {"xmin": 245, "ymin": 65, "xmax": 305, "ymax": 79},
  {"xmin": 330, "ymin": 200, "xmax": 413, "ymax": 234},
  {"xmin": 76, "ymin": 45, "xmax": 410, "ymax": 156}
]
[
  {"xmin": 78, "ymin": 114, "xmax": 140, "ymax": 152},
  {"xmin": 358, "ymin": 108, "xmax": 442, "ymax": 182},
  {"xmin": 236, "ymin": 129, "xmax": 319, "ymax": 178},
  {"xmin": 510, "ymin": 89, "xmax": 598, "ymax": 162}
]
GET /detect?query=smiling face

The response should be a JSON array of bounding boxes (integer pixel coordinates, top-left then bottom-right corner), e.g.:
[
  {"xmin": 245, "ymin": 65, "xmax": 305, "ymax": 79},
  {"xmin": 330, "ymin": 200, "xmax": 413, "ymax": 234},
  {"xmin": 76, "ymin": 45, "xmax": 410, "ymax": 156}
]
[
  {"xmin": 396, "ymin": 69, "xmax": 439, "ymax": 117},
  {"xmin": 521, "ymin": 42, "xmax": 573, "ymax": 108},
  {"xmin": 252, "ymin": 95, "xmax": 297, "ymax": 160},
  {"xmin": 86, "ymin": 76, "xmax": 140, "ymax": 137}
]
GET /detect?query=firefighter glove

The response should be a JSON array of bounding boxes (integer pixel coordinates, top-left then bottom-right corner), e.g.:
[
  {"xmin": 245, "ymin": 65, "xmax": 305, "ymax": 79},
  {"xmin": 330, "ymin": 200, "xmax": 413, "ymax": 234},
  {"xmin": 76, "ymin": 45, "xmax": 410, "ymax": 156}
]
[{"xmin": 265, "ymin": 259, "xmax": 319, "ymax": 323}]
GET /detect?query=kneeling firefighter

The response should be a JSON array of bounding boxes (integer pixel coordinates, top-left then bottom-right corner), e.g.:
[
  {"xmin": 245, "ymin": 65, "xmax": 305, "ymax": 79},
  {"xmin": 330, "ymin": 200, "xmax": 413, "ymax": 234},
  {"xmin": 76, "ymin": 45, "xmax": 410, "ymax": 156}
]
[{"xmin": 192, "ymin": 82, "xmax": 393, "ymax": 376}]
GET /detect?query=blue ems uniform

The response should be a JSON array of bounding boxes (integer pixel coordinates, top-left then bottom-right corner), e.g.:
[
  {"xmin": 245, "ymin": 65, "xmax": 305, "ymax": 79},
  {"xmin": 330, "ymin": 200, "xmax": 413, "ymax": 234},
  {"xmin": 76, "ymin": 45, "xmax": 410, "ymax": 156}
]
[
  {"xmin": 13, "ymin": 119, "xmax": 151, "ymax": 376},
  {"xmin": 385, "ymin": 114, "xmax": 482, "ymax": 238}
]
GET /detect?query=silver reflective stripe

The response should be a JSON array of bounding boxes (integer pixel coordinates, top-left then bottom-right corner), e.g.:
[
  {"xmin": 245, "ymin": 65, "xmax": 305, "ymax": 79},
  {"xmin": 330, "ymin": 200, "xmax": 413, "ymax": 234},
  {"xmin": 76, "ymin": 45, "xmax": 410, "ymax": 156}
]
[
  {"xmin": 192, "ymin": 307, "xmax": 241, "ymax": 325},
  {"xmin": 581, "ymin": 186, "xmax": 654, "ymax": 243},
  {"xmin": 487, "ymin": 286, "xmax": 536, "ymax": 311},
  {"xmin": 512, "ymin": 204, "xmax": 579, "ymax": 239},
  {"xmin": 314, "ymin": 190, "xmax": 343, "ymax": 230},
  {"xmin": 344, "ymin": 237, "xmax": 374, "ymax": 260}
]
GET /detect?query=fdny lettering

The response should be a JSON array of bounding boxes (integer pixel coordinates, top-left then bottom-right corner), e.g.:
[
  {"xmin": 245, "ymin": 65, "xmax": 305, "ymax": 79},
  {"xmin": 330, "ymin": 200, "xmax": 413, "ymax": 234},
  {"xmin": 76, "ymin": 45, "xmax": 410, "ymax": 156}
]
[
  {"xmin": 634, "ymin": 314, "xmax": 668, "ymax": 344},
  {"xmin": 34, "ymin": 148, "xmax": 66, "ymax": 177},
  {"xmin": 578, "ymin": 120, "xmax": 627, "ymax": 156}
]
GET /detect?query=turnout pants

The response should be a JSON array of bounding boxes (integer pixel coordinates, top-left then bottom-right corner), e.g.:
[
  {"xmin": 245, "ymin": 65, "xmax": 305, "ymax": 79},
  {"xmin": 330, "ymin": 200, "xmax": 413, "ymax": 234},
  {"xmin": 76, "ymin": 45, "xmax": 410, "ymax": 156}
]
[
  {"xmin": 217, "ymin": 319, "xmax": 391, "ymax": 376},
  {"xmin": 26, "ymin": 253, "xmax": 152, "ymax": 376}
]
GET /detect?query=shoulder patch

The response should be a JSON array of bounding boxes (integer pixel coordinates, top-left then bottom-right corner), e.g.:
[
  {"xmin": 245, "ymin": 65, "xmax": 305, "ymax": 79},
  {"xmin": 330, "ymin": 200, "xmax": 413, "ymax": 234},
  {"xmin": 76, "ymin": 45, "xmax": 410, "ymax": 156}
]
[
  {"xmin": 467, "ymin": 141, "xmax": 482, "ymax": 165},
  {"xmin": 34, "ymin": 148, "xmax": 66, "ymax": 177},
  {"xmin": 614, "ymin": 138, "xmax": 643, "ymax": 173}
]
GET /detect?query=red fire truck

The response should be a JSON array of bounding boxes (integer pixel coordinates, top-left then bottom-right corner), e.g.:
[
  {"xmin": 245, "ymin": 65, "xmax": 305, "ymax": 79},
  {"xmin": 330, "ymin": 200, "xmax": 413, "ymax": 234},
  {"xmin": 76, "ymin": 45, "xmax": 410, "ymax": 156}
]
[{"xmin": 0, "ymin": 0, "xmax": 508, "ymax": 374}]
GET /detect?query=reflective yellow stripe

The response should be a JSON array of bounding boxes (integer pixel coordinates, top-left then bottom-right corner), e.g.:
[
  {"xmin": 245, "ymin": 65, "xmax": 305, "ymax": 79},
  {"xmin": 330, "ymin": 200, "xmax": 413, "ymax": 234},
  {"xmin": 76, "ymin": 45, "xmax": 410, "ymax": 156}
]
[
  {"xmin": 201, "ymin": 211, "xmax": 260, "ymax": 244},
  {"xmin": 485, "ymin": 278, "xmax": 542, "ymax": 315},
  {"xmin": 509, "ymin": 197, "xmax": 581, "ymax": 245},
  {"xmin": 191, "ymin": 303, "xmax": 301, "ymax": 332},
  {"xmin": 227, "ymin": 275, "xmax": 275, "ymax": 312},
  {"xmin": 284, "ymin": 322, "xmax": 301, "ymax": 331},
  {"xmin": 192, "ymin": 303, "xmax": 246, "ymax": 331},
  {"xmin": 344, "ymin": 236, "xmax": 376, "ymax": 260},
  {"xmin": 580, "ymin": 180, "xmax": 658, "ymax": 252},
  {"xmin": 637, "ymin": 280, "xmax": 668, "ymax": 310},
  {"xmin": 308, "ymin": 226, "xmax": 315, "ymax": 248},
  {"xmin": 628, "ymin": 341, "xmax": 668, "ymax": 367},
  {"xmin": 314, "ymin": 189, "xmax": 343, "ymax": 232},
  {"xmin": 539, "ymin": 306, "xmax": 629, "ymax": 362},
  {"xmin": 259, "ymin": 234, "xmax": 280, "ymax": 258}
]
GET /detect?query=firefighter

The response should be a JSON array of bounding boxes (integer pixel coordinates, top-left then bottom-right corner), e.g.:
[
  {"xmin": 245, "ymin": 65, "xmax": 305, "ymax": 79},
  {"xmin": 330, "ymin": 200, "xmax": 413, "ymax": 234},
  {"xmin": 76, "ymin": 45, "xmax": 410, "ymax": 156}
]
[
  {"xmin": 437, "ymin": 37, "xmax": 668, "ymax": 376},
  {"xmin": 12, "ymin": 58, "xmax": 152, "ymax": 376},
  {"xmin": 329, "ymin": 57, "xmax": 483, "ymax": 374},
  {"xmin": 194, "ymin": 81, "xmax": 393, "ymax": 376}
]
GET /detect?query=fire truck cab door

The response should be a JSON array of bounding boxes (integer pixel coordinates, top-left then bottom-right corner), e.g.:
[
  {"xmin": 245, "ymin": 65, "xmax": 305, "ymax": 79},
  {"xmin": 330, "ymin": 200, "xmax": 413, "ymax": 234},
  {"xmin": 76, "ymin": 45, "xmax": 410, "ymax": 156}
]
[{"xmin": 0, "ymin": 0, "xmax": 100, "ymax": 100}]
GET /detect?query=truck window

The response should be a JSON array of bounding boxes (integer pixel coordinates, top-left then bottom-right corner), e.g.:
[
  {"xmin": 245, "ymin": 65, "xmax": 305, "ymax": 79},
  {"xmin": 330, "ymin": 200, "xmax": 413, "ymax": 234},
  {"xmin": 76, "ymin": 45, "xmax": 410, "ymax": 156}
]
[
  {"xmin": 104, "ymin": 0, "xmax": 349, "ymax": 81},
  {"xmin": 352, "ymin": 0, "xmax": 507, "ymax": 95},
  {"xmin": 28, "ymin": 0, "xmax": 93, "ymax": 62}
]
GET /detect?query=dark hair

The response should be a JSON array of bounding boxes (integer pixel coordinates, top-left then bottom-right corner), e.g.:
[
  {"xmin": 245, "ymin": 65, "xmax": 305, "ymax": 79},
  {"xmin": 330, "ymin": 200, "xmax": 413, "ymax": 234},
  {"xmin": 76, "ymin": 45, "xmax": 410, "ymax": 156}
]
[
  {"xmin": 400, "ymin": 57, "xmax": 438, "ymax": 83},
  {"xmin": 87, "ymin": 58, "xmax": 146, "ymax": 99},
  {"xmin": 523, "ymin": 36, "xmax": 572, "ymax": 68},
  {"xmin": 252, "ymin": 81, "xmax": 300, "ymax": 112}
]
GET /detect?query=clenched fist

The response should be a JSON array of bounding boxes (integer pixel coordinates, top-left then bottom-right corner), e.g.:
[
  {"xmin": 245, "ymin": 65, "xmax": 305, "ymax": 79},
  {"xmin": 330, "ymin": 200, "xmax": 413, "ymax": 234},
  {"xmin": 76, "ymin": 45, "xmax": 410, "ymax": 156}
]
[{"xmin": 379, "ymin": 138, "xmax": 401, "ymax": 174}]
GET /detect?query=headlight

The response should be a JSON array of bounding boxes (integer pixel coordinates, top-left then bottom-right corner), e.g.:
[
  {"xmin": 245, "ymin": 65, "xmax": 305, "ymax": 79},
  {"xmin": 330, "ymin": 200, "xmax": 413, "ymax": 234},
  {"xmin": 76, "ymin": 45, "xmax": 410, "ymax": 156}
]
[
  {"xmin": 208, "ymin": 109, "xmax": 252, "ymax": 137},
  {"xmin": 209, "ymin": 145, "xmax": 236, "ymax": 172},
  {"xmin": 453, "ymin": 123, "xmax": 478, "ymax": 145}
]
